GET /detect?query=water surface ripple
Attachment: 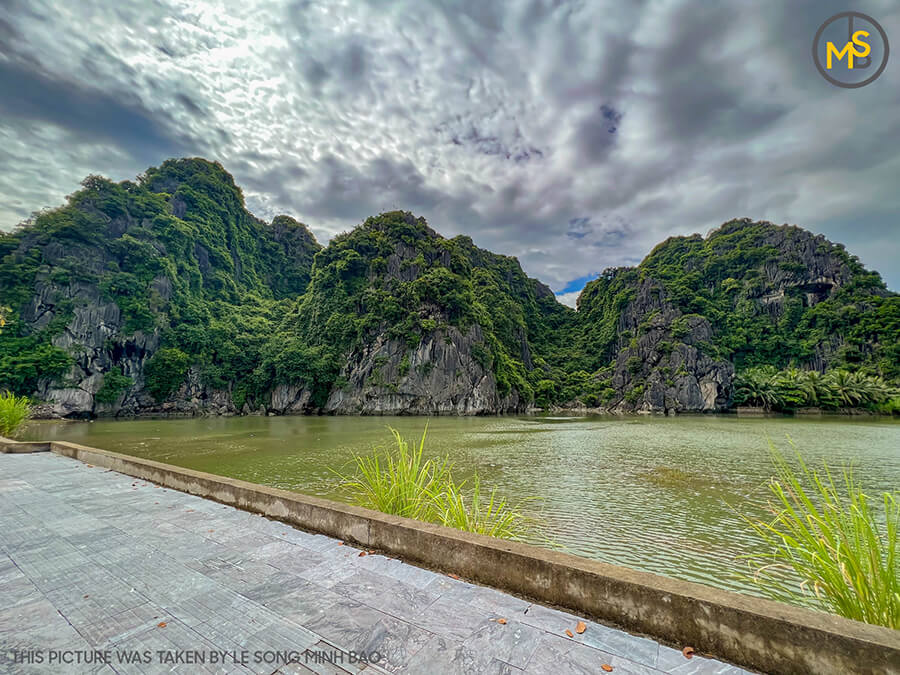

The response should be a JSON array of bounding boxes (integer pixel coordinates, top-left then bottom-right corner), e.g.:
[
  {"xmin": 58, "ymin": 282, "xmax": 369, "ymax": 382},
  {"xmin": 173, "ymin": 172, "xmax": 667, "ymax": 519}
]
[{"xmin": 22, "ymin": 414, "xmax": 900, "ymax": 597}]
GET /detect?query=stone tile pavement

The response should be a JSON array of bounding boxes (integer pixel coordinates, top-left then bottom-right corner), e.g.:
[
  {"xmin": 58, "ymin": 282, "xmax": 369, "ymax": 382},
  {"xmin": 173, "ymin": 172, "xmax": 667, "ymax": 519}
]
[{"xmin": 0, "ymin": 453, "xmax": 754, "ymax": 674}]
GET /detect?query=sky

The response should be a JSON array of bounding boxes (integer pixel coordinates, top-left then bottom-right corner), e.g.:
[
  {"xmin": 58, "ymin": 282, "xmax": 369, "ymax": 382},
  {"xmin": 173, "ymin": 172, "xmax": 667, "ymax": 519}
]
[{"xmin": 1, "ymin": 0, "xmax": 898, "ymax": 306}]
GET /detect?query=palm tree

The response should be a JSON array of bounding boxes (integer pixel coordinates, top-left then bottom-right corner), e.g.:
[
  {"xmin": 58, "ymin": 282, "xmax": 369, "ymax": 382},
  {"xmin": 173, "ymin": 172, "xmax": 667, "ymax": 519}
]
[
  {"xmin": 825, "ymin": 370, "xmax": 864, "ymax": 407},
  {"xmin": 775, "ymin": 368, "xmax": 807, "ymax": 409},
  {"xmin": 734, "ymin": 366, "xmax": 782, "ymax": 409},
  {"xmin": 797, "ymin": 370, "xmax": 825, "ymax": 407}
]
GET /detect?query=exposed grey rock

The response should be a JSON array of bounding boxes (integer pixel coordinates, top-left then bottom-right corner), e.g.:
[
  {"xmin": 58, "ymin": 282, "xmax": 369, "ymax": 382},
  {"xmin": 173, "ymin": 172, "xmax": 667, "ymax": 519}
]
[
  {"xmin": 270, "ymin": 383, "xmax": 313, "ymax": 414},
  {"xmin": 323, "ymin": 324, "xmax": 523, "ymax": 415},
  {"xmin": 602, "ymin": 280, "xmax": 734, "ymax": 413}
]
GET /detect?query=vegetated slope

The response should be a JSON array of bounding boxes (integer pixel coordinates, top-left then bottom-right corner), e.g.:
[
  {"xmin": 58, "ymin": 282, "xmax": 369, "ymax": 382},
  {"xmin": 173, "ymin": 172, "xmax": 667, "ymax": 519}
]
[
  {"xmin": 0, "ymin": 158, "xmax": 321, "ymax": 417},
  {"xmin": 1, "ymin": 158, "xmax": 895, "ymax": 418},
  {"xmin": 571, "ymin": 219, "xmax": 898, "ymax": 412},
  {"xmin": 263, "ymin": 211, "xmax": 572, "ymax": 414}
]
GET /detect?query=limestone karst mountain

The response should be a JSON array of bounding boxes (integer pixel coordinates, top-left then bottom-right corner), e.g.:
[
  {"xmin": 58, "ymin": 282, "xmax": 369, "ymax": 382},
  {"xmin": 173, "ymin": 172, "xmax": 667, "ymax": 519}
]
[{"xmin": 0, "ymin": 159, "xmax": 895, "ymax": 417}]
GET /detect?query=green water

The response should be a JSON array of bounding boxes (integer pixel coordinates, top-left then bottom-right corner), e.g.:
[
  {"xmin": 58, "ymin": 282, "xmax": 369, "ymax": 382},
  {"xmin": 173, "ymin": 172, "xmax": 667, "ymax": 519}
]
[{"xmin": 20, "ymin": 414, "xmax": 900, "ymax": 596}]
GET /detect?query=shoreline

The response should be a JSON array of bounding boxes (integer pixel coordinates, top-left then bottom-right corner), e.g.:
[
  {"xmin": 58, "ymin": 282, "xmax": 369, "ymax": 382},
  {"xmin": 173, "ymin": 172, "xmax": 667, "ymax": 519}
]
[{"xmin": 27, "ymin": 406, "xmax": 896, "ymax": 421}]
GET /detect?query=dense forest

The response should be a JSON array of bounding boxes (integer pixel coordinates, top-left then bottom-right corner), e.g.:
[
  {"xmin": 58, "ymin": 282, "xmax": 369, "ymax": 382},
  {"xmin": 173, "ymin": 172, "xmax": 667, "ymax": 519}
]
[{"xmin": 0, "ymin": 158, "xmax": 896, "ymax": 417}]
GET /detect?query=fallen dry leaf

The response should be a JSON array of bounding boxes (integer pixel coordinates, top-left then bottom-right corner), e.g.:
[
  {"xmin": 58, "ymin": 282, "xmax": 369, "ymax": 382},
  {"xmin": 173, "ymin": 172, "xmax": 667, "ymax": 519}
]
[
  {"xmin": 497, "ymin": 618, "xmax": 507, "ymax": 625},
  {"xmin": 575, "ymin": 621, "xmax": 586, "ymax": 634},
  {"xmin": 83, "ymin": 595, "xmax": 89, "ymax": 599},
  {"xmin": 601, "ymin": 665, "xmax": 613, "ymax": 672},
  {"xmin": 358, "ymin": 551, "xmax": 367, "ymax": 557},
  {"xmin": 682, "ymin": 646, "xmax": 695, "ymax": 659},
  {"xmin": 86, "ymin": 465, "xmax": 93, "ymax": 468},
  {"xmin": 337, "ymin": 542, "xmax": 344, "ymax": 546},
  {"xmin": 448, "ymin": 573, "xmax": 460, "ymax": 580},
  {"xmin": 157, "ymin": 622, "xmax": 167, "ymax": 628},
  {"xmin": 565, "ymin": 629, "xmax": 574, "ymax": 638},
  {"xmin": 208, "ymin": 530, "xmax": 214, "ymax": 533}
]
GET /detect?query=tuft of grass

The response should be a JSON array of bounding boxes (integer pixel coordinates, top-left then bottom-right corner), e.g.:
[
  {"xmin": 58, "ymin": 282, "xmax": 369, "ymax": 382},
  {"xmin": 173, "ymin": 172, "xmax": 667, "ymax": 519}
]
[
  {"xmin": 339, "ymin": 427, "xmax": 452, "ymax": 521},
  {"xmin": 741, "ymin": 442, "xmax": 899, "ymax": 629},
  {"xmin": 0, "ymin": 391, "xmax": 31, "ymax": 438},
  {"xmin": 437, "ymin": 475, "xmax": 532, "ymax": 540},
  {"xmin": 337, "ymin": 427, "xmax": 533, "ymax": 540}
]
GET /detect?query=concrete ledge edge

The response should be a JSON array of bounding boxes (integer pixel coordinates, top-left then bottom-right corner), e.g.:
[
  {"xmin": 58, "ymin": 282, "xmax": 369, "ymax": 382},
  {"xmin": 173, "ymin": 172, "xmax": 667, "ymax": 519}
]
[
  {"xmin": 0, "ymin": 435, "xmax": 51, "ymax": 453},
  {"xmin": 19, "ymin": 439, "xmax": 896, "ymax": 675}
]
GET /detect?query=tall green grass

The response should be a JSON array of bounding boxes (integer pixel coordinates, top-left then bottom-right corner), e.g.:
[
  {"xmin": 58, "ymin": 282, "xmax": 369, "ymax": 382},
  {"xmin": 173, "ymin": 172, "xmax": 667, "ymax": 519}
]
[
  {"xmin": 437, "ymin": 475, "xmax": 532, "ymax": 539},
  {"xmin": 0, "ymin": 391, "xmax": 32, "ymax": 438},
  {"xmin": 339, "ymin": 427, "xmax": 453, "ymax": 521},
  {"xmin": 742, "ymin": 444, "xmax": 899, "ymax": 629},
  {"xmin": 337, "ymin": 427, "xmax": 533, "ymax": 540}
]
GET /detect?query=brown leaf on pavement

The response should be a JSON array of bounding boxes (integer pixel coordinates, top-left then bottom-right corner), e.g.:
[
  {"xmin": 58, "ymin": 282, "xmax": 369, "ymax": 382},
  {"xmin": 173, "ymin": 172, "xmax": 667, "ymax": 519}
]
[
  {"xmin": 565, "ymin": 629, "xmax": 574, "ymax": 638},
  {"xmin": 682, "ymin": 646, "xmax": 695, "ymax": 659},
  {"xmin": 575, "ymin": 621, "xmax": 586, "ymax": 634},
  {"xmin": 601, "ymin": 665, "xmax": 613, "ymax": 672},
  {"xmin": 497, "ymin": 618, "xmax": 507, "ymax": 625}
]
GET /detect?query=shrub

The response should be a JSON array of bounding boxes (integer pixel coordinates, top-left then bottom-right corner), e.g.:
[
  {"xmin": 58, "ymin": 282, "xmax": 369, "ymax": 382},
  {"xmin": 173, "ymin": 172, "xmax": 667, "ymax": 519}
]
[
  {"xmin": 95, "ymin": 368, "xmax": 132, "ymax": 404},
  {"xmin": 144, "ymin": 348, "xmax": 191, "ymax": 401},
  {"xmin": 338, "ymin": 427, "xmax": 453, "ymax": 521},
  {"xmin": 436, "ymin": 475, "xmax": 531, "ymax": 539},
  {"xmin": 0, "ymin": 391, "xmax": 31, "ymax": 437}
]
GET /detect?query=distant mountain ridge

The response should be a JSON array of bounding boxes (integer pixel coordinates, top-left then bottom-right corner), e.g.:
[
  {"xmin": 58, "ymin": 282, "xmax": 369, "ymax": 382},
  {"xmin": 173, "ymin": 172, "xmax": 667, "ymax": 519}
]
[{"xmin": 0, "ymin": 158, "xmax": 895, "ymax": 417}]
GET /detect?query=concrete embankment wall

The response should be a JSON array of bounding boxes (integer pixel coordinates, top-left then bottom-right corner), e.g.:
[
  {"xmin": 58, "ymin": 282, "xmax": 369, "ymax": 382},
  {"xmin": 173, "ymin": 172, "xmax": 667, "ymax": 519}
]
[
  {"xmin": 0, "ymin": 437, "xmax": 50, "ymax": 453},
  {"xmin": 4, "ymin": 436, "xmax": 898, "ymax": 674}
]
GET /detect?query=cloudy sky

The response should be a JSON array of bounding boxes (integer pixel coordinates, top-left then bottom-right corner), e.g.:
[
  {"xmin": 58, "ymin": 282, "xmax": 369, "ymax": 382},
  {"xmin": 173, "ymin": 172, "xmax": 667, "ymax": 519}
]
[{"xmin": 1, "ymin": 0, "xmax": 898, "ymax": 305}]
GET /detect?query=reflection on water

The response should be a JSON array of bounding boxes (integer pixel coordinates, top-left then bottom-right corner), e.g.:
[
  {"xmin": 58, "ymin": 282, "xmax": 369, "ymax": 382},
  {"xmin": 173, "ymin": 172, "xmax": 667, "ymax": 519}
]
[{"xmin": 21, "ymin": 414, "xmax": 900, "ymax": 596}]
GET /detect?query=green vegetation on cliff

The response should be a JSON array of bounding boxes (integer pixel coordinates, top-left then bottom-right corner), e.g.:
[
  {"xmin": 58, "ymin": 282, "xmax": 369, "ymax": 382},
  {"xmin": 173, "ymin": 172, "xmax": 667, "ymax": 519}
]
[
  {"xmin": 0, "ymin": 159, "xmax": 321, "ymax": 409},
  {"xmin": 565, "ymin": 219, "xmax": 899, "ymax": 409},
  {"xmin": 260, "ymin": 211, "xmax": 570, "ymax": 408},
  {"xmin": 0, "ymin": 159, "xmax": 896, "ymax": 416}
]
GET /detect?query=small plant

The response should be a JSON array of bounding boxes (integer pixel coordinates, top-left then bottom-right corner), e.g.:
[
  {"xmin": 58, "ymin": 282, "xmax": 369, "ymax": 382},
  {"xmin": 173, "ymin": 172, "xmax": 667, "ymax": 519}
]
[
  {"xmin": 437, "ymin": 476, "xmax": 531, "ymax": 539},
  {"xmin": 337, "ymin": 428, "xmax": 533, "ymax": 540},
  {"xmin": 339, "ymin": 427, "xmax": 452, "ymax": 521},
  {"xmin": 0, "ymin": 391, "xmax": 32, "ymax": 438},
  {"xmin": 741, "ymin": 444, "xmax": 899, "ymax": 629}
]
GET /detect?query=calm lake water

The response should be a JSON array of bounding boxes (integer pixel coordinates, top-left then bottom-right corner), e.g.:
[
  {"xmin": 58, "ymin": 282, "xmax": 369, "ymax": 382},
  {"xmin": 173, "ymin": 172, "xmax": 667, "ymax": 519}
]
[{"xmin": 20, "ymin": 414, "xmax": 900, "ymax": 597}]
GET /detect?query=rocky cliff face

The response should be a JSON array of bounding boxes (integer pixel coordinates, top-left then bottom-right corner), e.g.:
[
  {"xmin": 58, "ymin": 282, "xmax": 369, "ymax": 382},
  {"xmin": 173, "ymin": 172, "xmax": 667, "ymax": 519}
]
[
  {"xmin": 264, "ymin": 211, "xmax": 552, "ymax": 415},
  {"xmin": 1, "ymin": 159, "xmax": 322, "ymax": 418},
  {"xmin": 591, "ymin": 278, "xmax": 732, "ymax": 414},
  {"xmin": 574, "ymin": 218, "xmax": 896, "ymax": 412},
  {"xmin": 322, "ymin": 324, "xmax": 522, "ymax": 415}
]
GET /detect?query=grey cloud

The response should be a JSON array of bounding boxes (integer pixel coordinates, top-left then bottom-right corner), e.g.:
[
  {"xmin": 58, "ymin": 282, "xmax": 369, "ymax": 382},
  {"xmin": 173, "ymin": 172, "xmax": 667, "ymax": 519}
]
[
  {"xmin": 0, "ymin": 0, "xmax": 898, "ymax": 293},
  {"xmin": 0, "ymin": 58, "xmax": 192, "ymax": 164}
]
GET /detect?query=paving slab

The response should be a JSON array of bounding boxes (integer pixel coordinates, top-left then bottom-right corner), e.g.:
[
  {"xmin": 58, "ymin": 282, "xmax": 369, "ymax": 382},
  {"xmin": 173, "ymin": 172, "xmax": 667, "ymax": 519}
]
[{"xmin": 0, "ymin": 453, "xmax": 754, "ymax": 674}]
